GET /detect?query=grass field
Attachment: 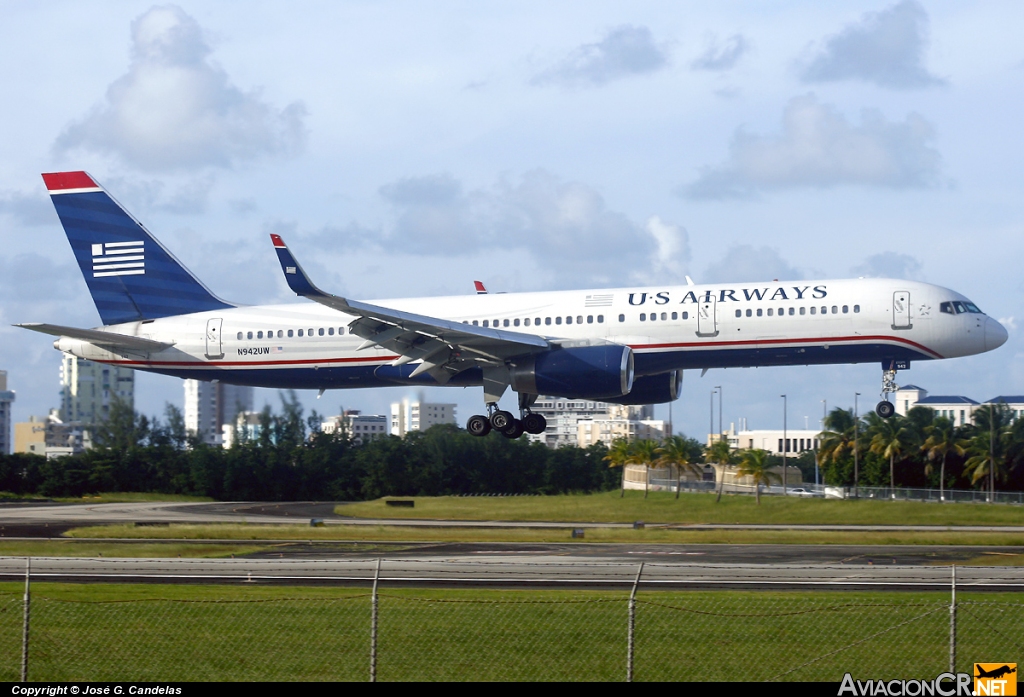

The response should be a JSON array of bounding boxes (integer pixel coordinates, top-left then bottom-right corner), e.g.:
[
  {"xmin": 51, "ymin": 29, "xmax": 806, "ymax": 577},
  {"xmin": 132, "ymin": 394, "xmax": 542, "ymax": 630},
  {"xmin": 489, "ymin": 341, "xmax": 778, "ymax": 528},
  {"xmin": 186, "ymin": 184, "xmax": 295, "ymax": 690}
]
[
  {"xmin": 0, "ymin": 582, "xmax": 1016, "ymax": 681},
  {"xmin": 338, "ymin": 490, "xmax": 1024, "ymax": 526},
  {"xmin": 61, "ymin": 522, "xmax": 1024, "ymax": 552}
]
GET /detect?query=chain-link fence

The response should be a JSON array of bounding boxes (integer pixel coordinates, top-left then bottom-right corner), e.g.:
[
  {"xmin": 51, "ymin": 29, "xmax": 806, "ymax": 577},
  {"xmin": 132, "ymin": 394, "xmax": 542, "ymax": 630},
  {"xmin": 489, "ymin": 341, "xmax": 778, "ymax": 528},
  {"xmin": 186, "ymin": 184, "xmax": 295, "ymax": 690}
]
[{"xmin": 2, "ymin": 559, "xmax": 1022, "ymax": 682}]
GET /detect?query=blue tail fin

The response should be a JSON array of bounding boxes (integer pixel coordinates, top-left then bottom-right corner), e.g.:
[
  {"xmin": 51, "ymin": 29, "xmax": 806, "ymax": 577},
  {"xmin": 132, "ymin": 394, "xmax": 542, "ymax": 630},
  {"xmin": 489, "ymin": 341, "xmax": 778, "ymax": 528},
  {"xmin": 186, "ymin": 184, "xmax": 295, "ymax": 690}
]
[{"xmin": 42, "ymin": 171, "xmax": 234, "ymax": 325}]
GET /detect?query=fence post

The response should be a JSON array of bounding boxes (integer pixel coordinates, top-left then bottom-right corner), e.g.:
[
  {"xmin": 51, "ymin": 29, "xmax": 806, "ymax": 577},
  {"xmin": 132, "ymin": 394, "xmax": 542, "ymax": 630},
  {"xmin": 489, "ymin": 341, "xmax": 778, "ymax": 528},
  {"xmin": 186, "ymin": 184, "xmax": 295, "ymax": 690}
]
[
  {"xmin": 21, "ymin": 557, "xmax": 29, "ymax": 683},
  {"xmin": 627, "ymin": 562, "xmax": 644, "ymax": 683},
  {"xmin": 370, "ymin": 558, "xmax": 381, "ymax": 683},
  {"xmin": 948, "ymin": 565, "xmax": 956, "ymax": 674}
]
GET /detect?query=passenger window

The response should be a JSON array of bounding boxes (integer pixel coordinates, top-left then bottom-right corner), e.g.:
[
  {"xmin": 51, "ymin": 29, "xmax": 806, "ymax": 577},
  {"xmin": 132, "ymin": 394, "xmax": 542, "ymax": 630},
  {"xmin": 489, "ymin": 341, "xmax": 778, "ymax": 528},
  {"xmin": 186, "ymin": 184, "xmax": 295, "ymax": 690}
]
[
  {"xmin": 524, "ymin": 318, "xmax": 530, "ymax": 326},
  {"xmin": 298, "ymin": 329, "xmax": 303, "ymax": 337},
  {"xmin": 587, "ymin": 316, "xmax": 593, "ymax": 324},
  {"xmin": 854, "ymin": 305, "xmax": 860, "ymax": 313},
  {"xmin": 483, "ymin": 320, "xmax": 489, "ymax": 328},
  {"xmin": 513, "ymin": 319, "xmax": 520, "ymax": 327},
  {"xmin": 556, "ymin": 317, "xmax": 562, "ymax": 325},
  {"xmin": 756, "ymin": 309, "xmax": 762, "ymax": 317},
  {"xmin": 566, "ymin": 316, "xmax": 572, "ymax": 325},
  {"xmin": 820, "ymin": 306, "xmax": 826, "ymax": 314},
  {"xmin": 288, "ymin": 329, "xmax": 294, "ymax": 337},
  {"xmin": 735, "ymin": 310, "xmax": 741, "ymax": 318},
  {"xmin": 328, "ymin": 327, "xmax": 335, "ymax": 335},
  {"xmin": 660, "ymin": 312, "xmax": 666, "ymax": 321},
  {"xmin": 257, "ymin": 331, "xmax": 263, "ymax": 339},
  {"xmin": 799, "ymin": 307, "xmax": 805, "ymax": 315},
  {"xmin": 546, "ymin": 317, "xmax": 553, "ymax": 325},
  {"xmin": 577, "ymin": 315, "xmax": 583, "ymax": 324},
  {"xmin": 842, "ymin": 305, "xmax": 848, "ymax": 314},
  {"xmin": 788, "ymin": 308, "xmax": 795, "ymax": 316},
  {"xmin": 236, "ymin": 332, "xmax": 243, "ymax": 340},
  {"xmin": 247, "ymin": 331, "xmax": 253, "ymax": 340},
  {"xmin": 745, "ymin": 309, "xmax": 752, "ymax": 317},
  {"xmin": 503, "ymin": 319, "xmax": 510, "ymax": 327},
  {"xmin": 308, "ymin": 328, "xmax": 314, "ymax": 336},
  {"xmin": 767, "ymin": 309, "xmax": 773, "ymax": 317},
  {"xmin": 810, "ymin": 307, "xmax": 816, "ymax": 315},
  {"xmin": 598, "ymin": 315, "xmax": 604, "ymax": 323},
  {"xmin": 650, "ymin": 313, "xmax": 657, "ymax": 322},
  {"xmin": 832, "ymin": 306, "xmax": 838, "ymax": 314},
  {"xmin": 472, "ymin": 320, "xmax": 479, "ymax": 326},
  {"xmin": 639, "ymin": 313, "xmax": 646, "ymax": 321},
  {"xmin": 535, "ymin": 318, "xmax": 541, "ymax": 325},
  {"xmin": 318, "ymin": 328, "xmax": 325, "ymax": 336},
  {"xmin": 671, "ymin": 312, "xmax": 677, "ymax": 320},
  {"xmin": 619, "ymin": 314, "xmax": 625, "ymax": 323},
  {"xmin": 682, "ymin": 312, "xmax": 689, "ymax": 320},
  {"xmin": 494, "ymin": 319, "xmax": 499, "ymax": 326}
]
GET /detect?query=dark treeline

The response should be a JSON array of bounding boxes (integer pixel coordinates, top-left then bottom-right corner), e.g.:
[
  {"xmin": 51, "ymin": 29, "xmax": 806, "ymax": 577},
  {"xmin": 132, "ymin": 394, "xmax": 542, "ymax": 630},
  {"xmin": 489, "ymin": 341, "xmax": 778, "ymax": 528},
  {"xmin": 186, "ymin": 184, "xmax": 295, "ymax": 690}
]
[{"xmin": 0, "ymin": 394, "xmax": 619, "ymax": 500}]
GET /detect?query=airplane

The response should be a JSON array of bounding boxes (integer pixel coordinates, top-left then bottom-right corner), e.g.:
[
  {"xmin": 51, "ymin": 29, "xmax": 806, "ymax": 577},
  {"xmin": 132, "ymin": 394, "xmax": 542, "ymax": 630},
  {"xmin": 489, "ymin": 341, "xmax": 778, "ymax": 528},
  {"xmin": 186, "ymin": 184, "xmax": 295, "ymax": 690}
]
[{"xmin": 19, "ymin": 171, "xmax": 1009, "ymax": 439}]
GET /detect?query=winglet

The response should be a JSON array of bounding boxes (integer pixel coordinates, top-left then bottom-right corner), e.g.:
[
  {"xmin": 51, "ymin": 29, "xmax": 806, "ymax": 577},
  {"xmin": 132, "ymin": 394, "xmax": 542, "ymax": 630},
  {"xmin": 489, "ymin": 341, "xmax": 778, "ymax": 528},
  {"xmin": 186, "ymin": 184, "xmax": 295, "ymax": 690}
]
[{"xmin": 269, "ymin": 234, "xmax": 340, "ymax": 302}]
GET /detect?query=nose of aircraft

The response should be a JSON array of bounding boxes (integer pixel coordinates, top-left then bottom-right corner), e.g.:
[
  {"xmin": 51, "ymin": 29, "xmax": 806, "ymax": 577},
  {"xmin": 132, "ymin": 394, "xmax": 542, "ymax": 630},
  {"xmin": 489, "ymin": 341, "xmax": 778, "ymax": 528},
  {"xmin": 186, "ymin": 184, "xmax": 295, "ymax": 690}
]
[{"xmin": 985, "ymin": 316, "xmax": 1009, "ymax": 351}]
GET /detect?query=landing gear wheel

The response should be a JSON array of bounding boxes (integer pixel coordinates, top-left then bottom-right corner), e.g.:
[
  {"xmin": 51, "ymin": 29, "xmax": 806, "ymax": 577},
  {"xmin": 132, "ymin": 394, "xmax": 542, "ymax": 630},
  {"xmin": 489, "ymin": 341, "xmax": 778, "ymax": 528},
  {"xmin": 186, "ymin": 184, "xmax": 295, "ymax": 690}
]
[
  {"xmin": 490, "ymin": 410, "xmax": 514, "ymax": 431},
  {"xmin": 501, "ymin": 419, "xmax": 525, "ymax": 439},
  {"xmin": 522, "ymin": 413, "xmax": 547, "ymax": 435},
  {"xmin": 876, "ymin": 401, "xmax": 895, "ymax": 418},
  {"xmin": 467, "ymin": 414, "xmax": 492, "ymax": 437}
]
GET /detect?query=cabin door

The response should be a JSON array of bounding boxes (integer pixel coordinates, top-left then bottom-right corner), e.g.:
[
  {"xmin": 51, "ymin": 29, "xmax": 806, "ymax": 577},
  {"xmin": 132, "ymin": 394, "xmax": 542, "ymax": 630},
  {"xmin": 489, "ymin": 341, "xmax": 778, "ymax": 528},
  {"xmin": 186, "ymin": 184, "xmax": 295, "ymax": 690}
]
[
  {"xmin": 205, "ymin": 318, "xmax": 224, "ymax": 359},
  {"xmin": 697, "ymin": 296, "xmax": 718, "ymax": 337},
  {"xmin": 892, "ymin": 291, "xmax": 912, "ymax": 330}
]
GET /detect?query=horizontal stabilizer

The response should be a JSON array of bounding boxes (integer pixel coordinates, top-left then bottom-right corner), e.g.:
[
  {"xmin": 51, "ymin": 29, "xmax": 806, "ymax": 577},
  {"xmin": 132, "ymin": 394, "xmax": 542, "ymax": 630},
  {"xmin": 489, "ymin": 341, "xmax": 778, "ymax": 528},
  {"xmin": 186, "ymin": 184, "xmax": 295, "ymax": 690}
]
[{"xmin": 16, "ymin": 323, "xmax": 174, "ymax": 352}]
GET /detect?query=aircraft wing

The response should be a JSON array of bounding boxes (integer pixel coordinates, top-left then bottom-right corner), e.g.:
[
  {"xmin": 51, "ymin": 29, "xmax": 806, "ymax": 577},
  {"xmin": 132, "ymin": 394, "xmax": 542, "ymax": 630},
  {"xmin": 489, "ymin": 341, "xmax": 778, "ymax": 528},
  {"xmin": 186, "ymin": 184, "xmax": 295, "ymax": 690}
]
[
  {"xmin": 269, "ymin": 234, "xmax": 550, "ymax": 382},
  {"xmin": 17, "ymin": 323, "xmax": 174, "ymax": 352}
]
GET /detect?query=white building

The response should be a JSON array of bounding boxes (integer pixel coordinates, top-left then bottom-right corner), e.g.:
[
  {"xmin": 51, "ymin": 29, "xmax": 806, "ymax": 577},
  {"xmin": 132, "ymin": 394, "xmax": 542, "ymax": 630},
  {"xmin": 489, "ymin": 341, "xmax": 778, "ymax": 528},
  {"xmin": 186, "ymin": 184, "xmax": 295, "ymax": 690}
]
[
  {"xmin": 322, "ymin": 410, "xmax": 389, "ymax": 443},
  {"xmin": 711, "ymin": 426, "xmax": 820, "ymax": 456},
  {"xmin": 577, "ymin": 404, "xmax": 666, "ymax": 447},
  {"xmin": 184, "ymin": 380, "xmax": 254, "ymax": 446},
  {"xmin": 894, "ymin": 385, "xmax": 982, "ymax": 427},
  {"xmin": 59, "ymin": 355, "xmax": 134, "ymax": 425},
  {"xmin": 221, "ymin": 411, "xmax": 265, "ymax": 448},
  {"xmin": 390, "ymin": 398, "xmax": 456, "ymax": 437},
  {"xmin": 527, "ymin": 397, "xmax": 651, "ymax": 447},
  {"xmin": 0, "ymin": 371, "xmax": 13, "ymax": 455},
  {"xmin": 13, "ymin": 410, "xmax": 90, "ymax": 458}
]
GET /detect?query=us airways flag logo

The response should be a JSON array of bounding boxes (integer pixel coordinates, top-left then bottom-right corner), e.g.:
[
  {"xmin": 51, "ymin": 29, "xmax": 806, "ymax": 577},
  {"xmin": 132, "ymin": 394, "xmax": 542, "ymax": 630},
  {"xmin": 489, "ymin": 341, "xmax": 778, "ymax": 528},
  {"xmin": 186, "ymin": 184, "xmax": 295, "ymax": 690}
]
[{"xmin": 92, "ymin": 241, "xmax": 144, "ymax": 278}]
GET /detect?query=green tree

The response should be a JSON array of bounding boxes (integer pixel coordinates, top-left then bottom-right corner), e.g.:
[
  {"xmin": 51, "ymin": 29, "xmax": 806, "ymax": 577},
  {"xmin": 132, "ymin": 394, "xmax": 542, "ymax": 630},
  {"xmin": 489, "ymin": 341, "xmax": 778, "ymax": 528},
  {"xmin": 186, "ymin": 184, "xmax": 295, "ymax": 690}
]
[
  {"xmin": 921, "ymin": 416, "xmax": 967, "ymax": 501},
  {"xmin": 657, "ymin": 435, "xmax": 703, "ymax": 499},
  {"xmin": 735, "ymin": 448, "xmax": 780, "ymax": 505},
  {"xmin": 627, "ymin": 439, "xmax": 660, "ymax": 498},
  {"xmin": 705, "ymin": 439, "xmax": 735, "ymax": 503},
  {"xmin": 964, "ymin": 404, "xmax": 1012, "ymax": 495},
  {"xmin": 865, "ymin": 412, "xmax": 913, "ymax": 497},
  {"xmin": 603, "ymin": 438, "xmax": 633, "ymax": 498}
]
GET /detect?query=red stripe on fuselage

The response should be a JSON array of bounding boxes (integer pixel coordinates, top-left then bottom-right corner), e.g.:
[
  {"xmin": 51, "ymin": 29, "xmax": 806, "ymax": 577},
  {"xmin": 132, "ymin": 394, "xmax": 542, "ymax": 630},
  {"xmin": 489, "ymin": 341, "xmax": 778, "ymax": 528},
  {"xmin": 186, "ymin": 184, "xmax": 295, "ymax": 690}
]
[
  {"xmin": 102, "ymin": 354, "xmax": 402, "ymax": 368},
  {"xmin": 630, "ymin": 334, "xmax": 943, "ymax": 359}
]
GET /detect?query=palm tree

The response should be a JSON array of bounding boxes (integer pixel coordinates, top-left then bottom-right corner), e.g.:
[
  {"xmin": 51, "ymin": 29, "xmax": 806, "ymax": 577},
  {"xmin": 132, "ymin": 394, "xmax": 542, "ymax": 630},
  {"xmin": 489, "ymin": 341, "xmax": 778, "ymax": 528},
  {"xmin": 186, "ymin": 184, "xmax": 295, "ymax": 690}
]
[
  {"xmin": 865, "ymin": 412, "xmax": 912, "ymax": 498},
  {"xmin": 921, "ymin": 416, "xmax": 966, "ymax": 501},
  {"xmin": 817, "ymin": 408, "xmax": 861, "ymax": 484},
  {"xmin": 603, "ymin": 438, "xmax": 633, "ymax": 498},
  {"xmin": 735, "ymin": 448, "xmax": 780, "ymax": 505},
  {"xmin": 705, "ymin": 439, "xmax": 734, "ymax": 503},
  {"xmin": 658, "ymin": 435, "xmax": 702, "ymax": 499},
  {"xmin": 628, "ymin": 439, "xmax": 661, "ymax": 498},
  {"xmin": 964, "ymin": 404, "xmax": 1011, "ymax": 496}
]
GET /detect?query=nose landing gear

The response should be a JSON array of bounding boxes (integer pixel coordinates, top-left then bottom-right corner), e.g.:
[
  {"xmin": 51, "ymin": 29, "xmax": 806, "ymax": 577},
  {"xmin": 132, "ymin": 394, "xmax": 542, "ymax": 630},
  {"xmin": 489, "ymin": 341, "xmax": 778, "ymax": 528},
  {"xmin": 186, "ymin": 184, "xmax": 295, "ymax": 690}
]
[{"xmin": 875, "ymin": 362, "xmax": 900, "ymax": 418}]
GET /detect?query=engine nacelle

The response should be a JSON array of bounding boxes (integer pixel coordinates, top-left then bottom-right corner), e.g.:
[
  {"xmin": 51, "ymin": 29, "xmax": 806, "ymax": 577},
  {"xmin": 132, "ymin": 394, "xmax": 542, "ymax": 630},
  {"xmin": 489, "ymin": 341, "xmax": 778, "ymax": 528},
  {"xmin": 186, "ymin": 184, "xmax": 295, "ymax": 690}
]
[
  {"xmin": 510, "ymin": 345, "xmax": 634, "ymax": 399},
  {"xmin": 603, "ymin": 370, "xmax": 682, "ymax": 405}
]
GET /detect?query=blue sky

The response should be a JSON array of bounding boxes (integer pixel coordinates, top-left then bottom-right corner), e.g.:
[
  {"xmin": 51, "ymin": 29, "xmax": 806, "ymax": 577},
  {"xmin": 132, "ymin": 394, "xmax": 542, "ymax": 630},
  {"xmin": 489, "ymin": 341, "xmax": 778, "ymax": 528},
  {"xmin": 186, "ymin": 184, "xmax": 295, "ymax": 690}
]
[{"xmin": 2, "ymin": 1, "xmax": 1023, "ymax": 438}]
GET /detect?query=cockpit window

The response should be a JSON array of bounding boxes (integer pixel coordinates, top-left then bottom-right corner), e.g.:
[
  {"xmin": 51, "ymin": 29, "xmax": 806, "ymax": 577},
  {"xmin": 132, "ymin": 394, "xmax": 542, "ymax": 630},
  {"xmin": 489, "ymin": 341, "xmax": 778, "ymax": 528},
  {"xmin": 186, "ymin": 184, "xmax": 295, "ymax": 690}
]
[
  {"xmin": 964, "ymin": 302, "xmax": 982, "ymax": 313},
  {"xmin": 940, "ymin": 302, "xmax": 954, "ymax": 315},
  {"xmin": 952, "ymin": 301, "xmax": 967, "ymax": 314}
]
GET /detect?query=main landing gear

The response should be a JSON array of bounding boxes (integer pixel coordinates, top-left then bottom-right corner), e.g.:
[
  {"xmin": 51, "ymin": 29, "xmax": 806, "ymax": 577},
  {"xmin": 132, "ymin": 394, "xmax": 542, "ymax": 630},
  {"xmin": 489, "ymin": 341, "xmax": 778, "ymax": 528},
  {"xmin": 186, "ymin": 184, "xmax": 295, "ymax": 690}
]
[
  {"xmin": 875, "ymin": 362, "xmax": 900, "ymax": 418},
  {"xmin": 466, "ymin": 395, "xmax": 547, "ymax": 439}
]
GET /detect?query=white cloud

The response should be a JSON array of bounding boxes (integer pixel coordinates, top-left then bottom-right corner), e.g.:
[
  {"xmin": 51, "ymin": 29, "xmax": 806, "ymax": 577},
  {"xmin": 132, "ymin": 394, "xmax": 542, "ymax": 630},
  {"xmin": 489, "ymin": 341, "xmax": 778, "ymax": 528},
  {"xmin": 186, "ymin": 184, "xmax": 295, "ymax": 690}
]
[
  {"xmin": 531, "ymin": 25, "xmax": 669, "ymax": 88},
  {"xmin": 0, "ymin": 191, "xmax": 54, "ymax": 226},
  {"xmin": 702, "ymin": 245, "xmax": 802, "ymax": 284},
  {"xmin": 691, "ymin": 34, "xmax": 749, "ymax": 72},
  {"xmin": 54, "ymin": 5, "xmax": 306, "ymax": 171},
  {"xmin": 682, "ymin": 94, "xmax": 942, "ymax": 199},
  {"xmin": 799, "ymin": 1, "xmax": 944, "ymax": 89},
  {"xmin": 372, "ymin": 170, "xmax": 688, "ymax": 288},
  {"xmin": 850, "ymin": 252, "xmax": 922, "ymax": 279}
]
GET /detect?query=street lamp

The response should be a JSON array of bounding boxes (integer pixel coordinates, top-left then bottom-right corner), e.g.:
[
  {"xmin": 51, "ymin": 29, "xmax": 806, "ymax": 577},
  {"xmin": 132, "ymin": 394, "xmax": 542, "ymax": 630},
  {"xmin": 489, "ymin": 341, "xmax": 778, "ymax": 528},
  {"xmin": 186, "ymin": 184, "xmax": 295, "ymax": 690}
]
[
  {"xmin": 709, "ymin": 389, "xmax": 715, "ymax": 448},
  {"xmin": 990, "ymin": 402, "xmax": 995, "ymax": 503},
  {"xmin": 781, "ymin": 394, "xmax": 787, "ymax": 495},
  {"xmin": 854, "ymin": 392, "xmax": 861, "ymax": 499},
  {"xmin": 817, "ymin": 399, "xmax": 826, "ymax": 487},
  {"xmin": 715, "ymin": 385, "xmax": 723, "ymax": 443}
]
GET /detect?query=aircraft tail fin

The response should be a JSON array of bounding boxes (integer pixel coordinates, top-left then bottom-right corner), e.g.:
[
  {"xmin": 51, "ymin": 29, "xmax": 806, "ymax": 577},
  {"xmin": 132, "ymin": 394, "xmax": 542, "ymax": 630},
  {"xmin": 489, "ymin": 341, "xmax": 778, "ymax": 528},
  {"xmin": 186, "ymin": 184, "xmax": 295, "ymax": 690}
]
[{"xmin": 42, "ymin": 171, "xmax": 234, "ymax": 325}]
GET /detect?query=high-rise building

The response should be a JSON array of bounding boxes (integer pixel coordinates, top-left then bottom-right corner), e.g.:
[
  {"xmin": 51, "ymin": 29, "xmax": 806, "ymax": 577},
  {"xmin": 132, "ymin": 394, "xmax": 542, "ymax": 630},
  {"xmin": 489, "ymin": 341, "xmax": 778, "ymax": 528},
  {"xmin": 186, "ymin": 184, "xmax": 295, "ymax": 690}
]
[
  {"xmin": 322, "ymin": 410, "xmax": 389, "ymax": 444},
  {"xmin": 0, "ymin": 371, "xmax": 14, "ymax": 455},
  {"xmin": 527, "ymin": 398, "xmax": 655, "ymax": 448},
  {"xmin": 183, "ymin": 380, "xmax": 254, "ymax": 446},
  {"xmin": 14, "ymin": 410, "xmax": 90, "ymax": 458},
  {"xmin": 59, "ymin": 356, "xmax": 134, "ymax": 425},
  {"xmin": 390, "ymin": 398, "xmax": 456, "ymax": 437}
]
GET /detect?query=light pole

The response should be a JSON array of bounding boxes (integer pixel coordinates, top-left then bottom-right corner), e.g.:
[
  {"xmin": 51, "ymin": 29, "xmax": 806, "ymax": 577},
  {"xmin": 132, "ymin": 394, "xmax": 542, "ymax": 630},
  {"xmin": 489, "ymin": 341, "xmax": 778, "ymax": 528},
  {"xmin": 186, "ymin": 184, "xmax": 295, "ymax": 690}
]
[
  {"xmin": 817, "ymin": 399, "xmax": 826, "ymax": 487},
  {"xmin": 990, "ymin": 402, "xmax": 995, "ymax": 503},
  {"xmin": 709, "ymin": 389, "xmax": 715, "ymax": 447},
  {"xmin": 716, "ymin": 386, "xmax": 723, "ymax": 443},
  {"xmin": 781, "ymin": 394, "xmax": 787, "ymax": 495},
  {"xmin": 854, "ymin": 392, "xmax": 861, "ymax": 499}
]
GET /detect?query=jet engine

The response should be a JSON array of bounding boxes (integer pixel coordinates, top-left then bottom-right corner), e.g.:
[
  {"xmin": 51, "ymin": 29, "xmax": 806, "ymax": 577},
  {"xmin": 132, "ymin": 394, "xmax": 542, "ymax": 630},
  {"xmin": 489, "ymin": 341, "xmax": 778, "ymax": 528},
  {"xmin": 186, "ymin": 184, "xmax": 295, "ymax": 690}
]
[
  {"xmin": 604, "ymin": 370, "xmax": 682, "ymax": 405},
  {"xmin": 510, "ymin": 345, "xmax": 633, "ymax": 399}
]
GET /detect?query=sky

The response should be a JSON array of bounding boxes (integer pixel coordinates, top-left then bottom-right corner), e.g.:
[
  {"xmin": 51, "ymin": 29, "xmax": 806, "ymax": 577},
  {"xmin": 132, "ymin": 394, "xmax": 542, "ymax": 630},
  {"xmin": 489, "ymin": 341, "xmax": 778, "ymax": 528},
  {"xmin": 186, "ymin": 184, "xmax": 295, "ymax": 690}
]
[{"xmin": 2, "ymin": 1, "xmax": 1024, "ymax": 439}]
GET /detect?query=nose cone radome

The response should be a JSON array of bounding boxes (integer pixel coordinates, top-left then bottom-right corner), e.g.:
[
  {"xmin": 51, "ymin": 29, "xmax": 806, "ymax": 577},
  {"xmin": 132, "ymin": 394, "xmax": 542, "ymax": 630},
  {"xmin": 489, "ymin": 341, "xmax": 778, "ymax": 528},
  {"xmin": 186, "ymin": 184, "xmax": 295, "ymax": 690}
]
[{"xmin": 985, "ymin": 317, "xmax": 1009, "ymax": 351}]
